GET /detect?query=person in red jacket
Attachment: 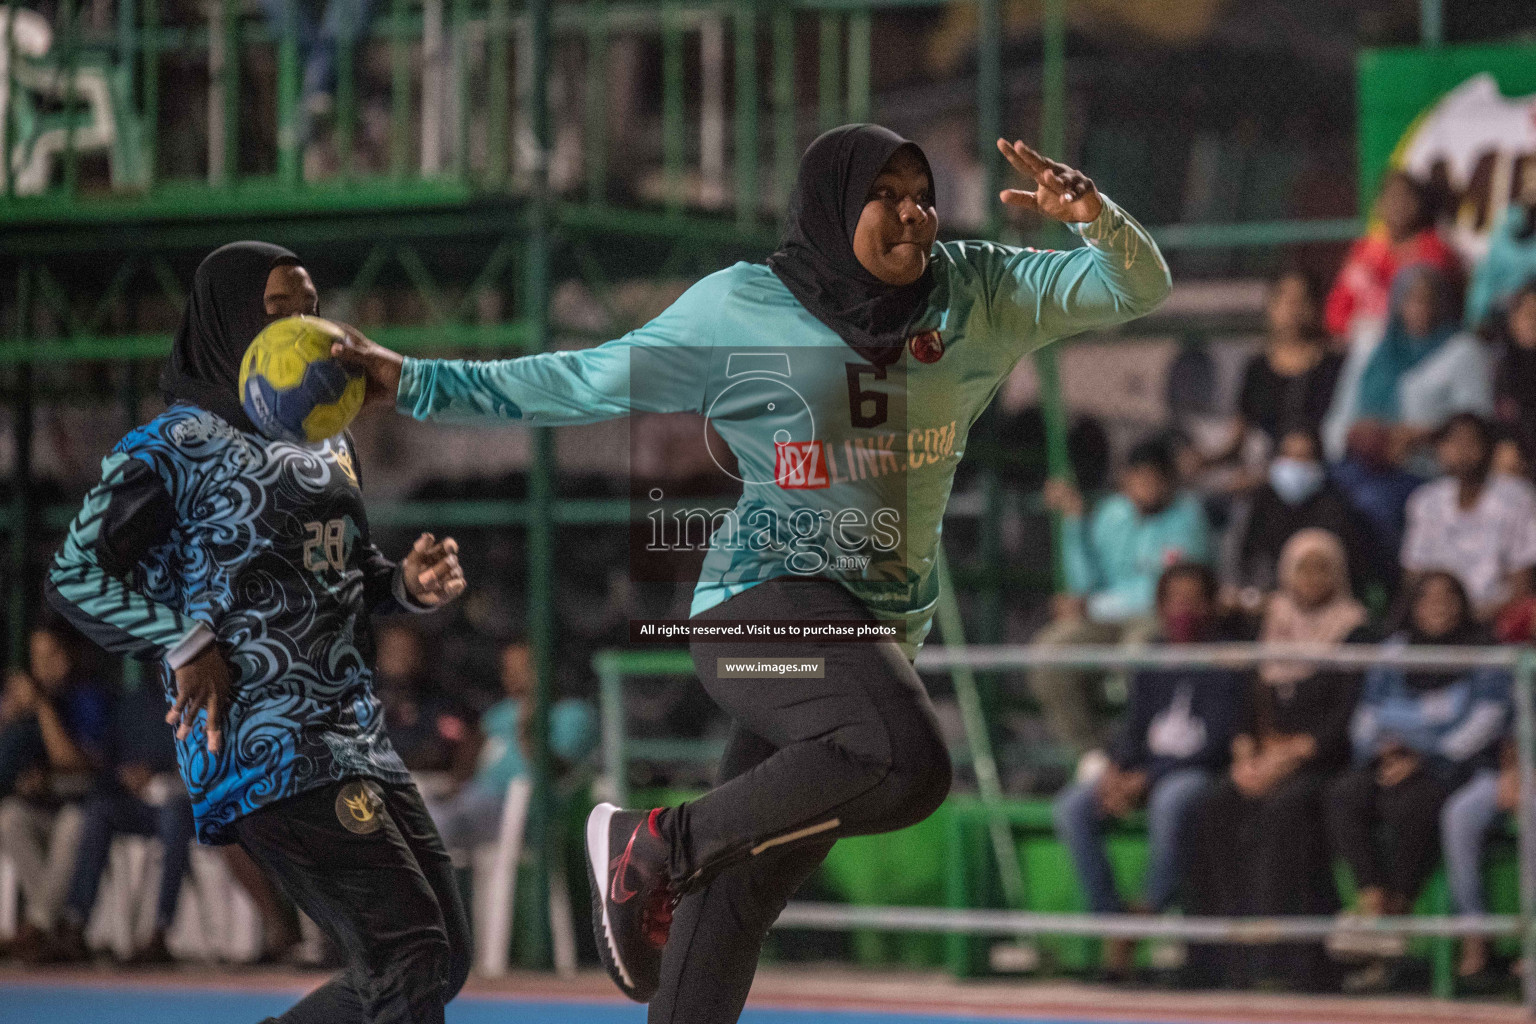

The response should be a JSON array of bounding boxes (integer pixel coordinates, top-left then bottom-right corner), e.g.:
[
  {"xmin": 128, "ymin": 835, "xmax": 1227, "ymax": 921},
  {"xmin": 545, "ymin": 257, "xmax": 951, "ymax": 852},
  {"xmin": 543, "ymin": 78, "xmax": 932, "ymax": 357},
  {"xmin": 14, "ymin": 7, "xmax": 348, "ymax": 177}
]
[{"xmin": 1324, "ymin": 170, "xmax": 1459, "ymax": 341}]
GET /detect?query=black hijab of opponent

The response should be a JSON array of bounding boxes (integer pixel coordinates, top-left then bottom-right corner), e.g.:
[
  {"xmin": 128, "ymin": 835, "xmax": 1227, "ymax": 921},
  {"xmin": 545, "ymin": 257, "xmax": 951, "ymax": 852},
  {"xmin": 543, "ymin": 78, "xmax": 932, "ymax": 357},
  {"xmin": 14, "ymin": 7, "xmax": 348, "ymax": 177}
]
[
  {"xmin": 160, "ymin": 240, "xmax": 300, "ymax": 433},
  {"xmin": 768, "ymin": 124, "xmax": 938, "ymax": 367}
]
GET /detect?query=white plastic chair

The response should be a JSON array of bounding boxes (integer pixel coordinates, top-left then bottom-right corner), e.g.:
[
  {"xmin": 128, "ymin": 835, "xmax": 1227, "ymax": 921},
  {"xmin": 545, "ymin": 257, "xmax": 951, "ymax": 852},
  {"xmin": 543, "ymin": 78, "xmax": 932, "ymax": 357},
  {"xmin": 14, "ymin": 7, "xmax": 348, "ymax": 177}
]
[
  {"xmin": 469, "ymin": 776, "xmax": 577, "ymax": 978},
  {"xmin": 472, "ymin": 776, "xmax": 529, "ymax": 976},
  {"xmin": 86, "ymin": 834, "xmax": 152, "ymax": 958},
  {"xmin": 85, "ymin": 833, "xmax": 259, "ymax": 962},
  {"xmin": 170, "ymin": 845, "xmax": 261, "ymax": 962},
  {"xmin": 0, "ymin": 851, "xmax": 19, "ymax": 940}
]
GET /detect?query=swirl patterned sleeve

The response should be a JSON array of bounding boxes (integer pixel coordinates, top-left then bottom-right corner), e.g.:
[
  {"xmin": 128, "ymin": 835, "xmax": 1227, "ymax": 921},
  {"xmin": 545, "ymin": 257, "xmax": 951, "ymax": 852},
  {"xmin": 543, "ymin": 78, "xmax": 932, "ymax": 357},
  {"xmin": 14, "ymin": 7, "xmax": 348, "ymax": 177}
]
[{"xmin": 45, "ymin": 450, "xmax": 212, "ymax": 667}]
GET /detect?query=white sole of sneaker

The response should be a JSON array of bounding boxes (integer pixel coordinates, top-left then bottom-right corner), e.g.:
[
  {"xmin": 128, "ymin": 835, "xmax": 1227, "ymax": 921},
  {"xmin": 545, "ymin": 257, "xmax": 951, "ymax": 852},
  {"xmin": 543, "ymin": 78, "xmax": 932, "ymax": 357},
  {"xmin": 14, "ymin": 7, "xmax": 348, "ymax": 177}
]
[{"xmin": 585, "ymin": 802, "xmax": 636, "ymax": 994}]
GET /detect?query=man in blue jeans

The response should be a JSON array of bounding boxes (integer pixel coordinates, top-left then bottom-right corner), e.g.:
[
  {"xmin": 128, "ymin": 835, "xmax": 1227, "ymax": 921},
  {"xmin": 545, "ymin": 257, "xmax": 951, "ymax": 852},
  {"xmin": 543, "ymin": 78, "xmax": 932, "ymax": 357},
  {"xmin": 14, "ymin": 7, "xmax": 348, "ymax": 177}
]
[
  {"xmin": 45, "ymin": 681, "xmax": 193, "ymax": 964},
  {"xmin": 1053, "ymin": 563, "xmax": 1247, "ymax": 980}
]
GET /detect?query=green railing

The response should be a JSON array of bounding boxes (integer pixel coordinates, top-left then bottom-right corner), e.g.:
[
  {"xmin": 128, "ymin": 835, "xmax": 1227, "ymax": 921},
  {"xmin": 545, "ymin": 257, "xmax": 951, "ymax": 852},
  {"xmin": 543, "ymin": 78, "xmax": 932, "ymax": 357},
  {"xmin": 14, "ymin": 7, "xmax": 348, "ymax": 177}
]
[
  {"xmin": 596, "ymin": 636, "xmax": 1536, "ymax": 1008},
  {"xmin": 0, "ymin": 0, "xmax": 915, "ymax": 216},
  {"xmin": 3, "ymin": 0, "xmax": 1366, "ymax": 250}
]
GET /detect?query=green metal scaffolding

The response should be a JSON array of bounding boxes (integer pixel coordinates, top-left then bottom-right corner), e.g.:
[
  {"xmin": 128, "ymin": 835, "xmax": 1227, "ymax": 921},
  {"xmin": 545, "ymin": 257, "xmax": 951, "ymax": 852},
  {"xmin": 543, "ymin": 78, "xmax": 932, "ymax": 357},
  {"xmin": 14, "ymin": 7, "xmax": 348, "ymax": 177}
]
[{"xmin": 1, "ymin": 0, "xmax": 1383, "ymax": 963}]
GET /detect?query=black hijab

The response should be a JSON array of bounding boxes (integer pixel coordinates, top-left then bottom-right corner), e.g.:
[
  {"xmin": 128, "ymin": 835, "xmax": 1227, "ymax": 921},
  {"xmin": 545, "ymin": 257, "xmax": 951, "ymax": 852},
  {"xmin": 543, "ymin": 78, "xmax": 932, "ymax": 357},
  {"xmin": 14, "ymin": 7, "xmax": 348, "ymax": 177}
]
[
  {"xmin": 160, "ymin": 240, "xmax": 300, "ymax": 433},
  {"xmin": 1398, "ymin": 571, "xmax": 1487, "ymax": 691},
  {"xmin": 1496, "ymin": 286, "xmax": 1536, "ymax": 417},
  {"xmin": 768, "ymin": 124, "xmax": 937, "ymax": 367}
]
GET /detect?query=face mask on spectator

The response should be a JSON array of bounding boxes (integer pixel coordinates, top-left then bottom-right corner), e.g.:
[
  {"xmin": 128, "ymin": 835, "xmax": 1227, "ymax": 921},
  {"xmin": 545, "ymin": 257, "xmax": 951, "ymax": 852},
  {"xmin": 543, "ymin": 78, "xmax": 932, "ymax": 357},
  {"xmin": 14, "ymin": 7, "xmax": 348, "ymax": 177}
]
[
  {"xmin": 1163, "ymin": 610, "xmax": 1209, "ymax": 643},
  {"xmin": 1269, "ymin": 457, "xmax": 1325, "ymax": 505}
]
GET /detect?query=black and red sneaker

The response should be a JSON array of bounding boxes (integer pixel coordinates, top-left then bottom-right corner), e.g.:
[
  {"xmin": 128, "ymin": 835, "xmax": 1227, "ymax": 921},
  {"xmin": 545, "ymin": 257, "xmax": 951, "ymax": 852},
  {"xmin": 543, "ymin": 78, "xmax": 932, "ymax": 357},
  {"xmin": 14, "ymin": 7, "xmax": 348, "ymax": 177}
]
[{"xmin": 585, "ymin": 802, "xmax": 679, "ymax": 1002}]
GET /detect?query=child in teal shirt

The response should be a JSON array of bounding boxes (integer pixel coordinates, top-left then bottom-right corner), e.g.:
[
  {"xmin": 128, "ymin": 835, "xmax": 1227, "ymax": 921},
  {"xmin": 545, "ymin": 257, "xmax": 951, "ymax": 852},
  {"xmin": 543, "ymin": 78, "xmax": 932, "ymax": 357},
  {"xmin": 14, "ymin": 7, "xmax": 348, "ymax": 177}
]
[{"xmin": 425, "ymin": 641, "xmax": 596, "ymax": 855}]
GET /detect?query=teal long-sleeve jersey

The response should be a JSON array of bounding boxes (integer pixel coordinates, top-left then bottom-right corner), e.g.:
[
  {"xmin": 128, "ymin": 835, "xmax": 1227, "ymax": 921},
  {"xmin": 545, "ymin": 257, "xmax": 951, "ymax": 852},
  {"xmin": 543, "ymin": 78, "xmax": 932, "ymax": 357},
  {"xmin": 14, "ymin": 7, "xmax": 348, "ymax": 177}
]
[{"xmin": 398, "ymin": 197, "xmax": 1172, "ymax": 657}]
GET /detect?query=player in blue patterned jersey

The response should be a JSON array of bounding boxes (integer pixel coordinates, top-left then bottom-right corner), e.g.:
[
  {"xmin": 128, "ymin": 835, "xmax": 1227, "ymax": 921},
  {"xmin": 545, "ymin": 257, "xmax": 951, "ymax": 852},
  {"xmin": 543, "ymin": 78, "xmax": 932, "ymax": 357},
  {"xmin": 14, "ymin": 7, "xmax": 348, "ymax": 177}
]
[{"xmin": 46, "ymin": 241, "xmax": 470, "ymax": 1024}]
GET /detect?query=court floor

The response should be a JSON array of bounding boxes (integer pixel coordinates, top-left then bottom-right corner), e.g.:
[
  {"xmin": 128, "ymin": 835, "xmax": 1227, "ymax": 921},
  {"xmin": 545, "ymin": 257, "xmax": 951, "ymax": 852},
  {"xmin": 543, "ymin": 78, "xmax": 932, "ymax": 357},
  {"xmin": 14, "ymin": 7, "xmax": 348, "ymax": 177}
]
[
  {"xmin": 0, "ymin": 970, "xmax": 1524, "ymax": 1024},
  {"xmin": 0, "ymin": 985, "xmax": 1155, "ymax": 1024}
]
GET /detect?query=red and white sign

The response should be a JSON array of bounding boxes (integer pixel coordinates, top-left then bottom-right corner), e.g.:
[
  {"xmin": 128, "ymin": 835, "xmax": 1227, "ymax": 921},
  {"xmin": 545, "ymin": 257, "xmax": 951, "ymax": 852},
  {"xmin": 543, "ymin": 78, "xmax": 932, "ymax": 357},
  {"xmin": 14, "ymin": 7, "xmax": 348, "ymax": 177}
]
[{"xmin": 775, "ymin": 440, "xmax": 830, "ymax": 489}]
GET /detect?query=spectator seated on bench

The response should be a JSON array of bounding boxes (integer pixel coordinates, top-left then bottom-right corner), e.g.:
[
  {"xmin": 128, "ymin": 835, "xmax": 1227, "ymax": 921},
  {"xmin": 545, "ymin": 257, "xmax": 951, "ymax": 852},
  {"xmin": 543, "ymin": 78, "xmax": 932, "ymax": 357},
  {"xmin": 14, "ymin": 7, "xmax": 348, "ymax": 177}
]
[
  {"xmin": 0, "ymin": 619, "xmax": 108, "ymax": 961},
  {"xmin": 1185, "ymin": 529, "xmax": 1367, "ymax": 991},
  {"xmin": 1053, "ymin": 563, "xmax": 1246, "ymax": 982},
  {"xmin": 424, "ymin": 640, "xmax": 597, "ymax": 859},
  {"xmin": 1325, "ymin": 571, "xmax": 1510, "ymax": 992},
  {"xmin": 42, "ymin": 678, "xmax": 192, "ymax": 965}
]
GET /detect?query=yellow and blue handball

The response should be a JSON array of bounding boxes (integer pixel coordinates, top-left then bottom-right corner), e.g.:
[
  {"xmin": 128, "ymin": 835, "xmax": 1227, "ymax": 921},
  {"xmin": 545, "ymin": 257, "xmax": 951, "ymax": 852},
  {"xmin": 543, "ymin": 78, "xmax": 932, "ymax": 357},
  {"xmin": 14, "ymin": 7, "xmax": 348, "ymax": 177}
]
[{"xmin": 239, "ymin": 315, "xmax": 365, "ymax": 443}]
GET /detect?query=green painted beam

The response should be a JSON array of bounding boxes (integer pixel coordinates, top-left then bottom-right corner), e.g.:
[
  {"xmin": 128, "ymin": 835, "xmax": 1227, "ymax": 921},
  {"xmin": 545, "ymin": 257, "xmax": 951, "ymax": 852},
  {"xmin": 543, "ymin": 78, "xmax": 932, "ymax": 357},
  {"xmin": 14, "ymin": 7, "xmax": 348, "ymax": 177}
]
[
  {"xmin": 845, "ymin": 10, "xmax": 871, "ymax": 123},
  {"xmin": 0, "ymin": 208, "xmax": 525, "ymax": 258},
  {"xmin": 1148, "ymin": 217, "xmax": 1362, "ymax": 249},
  {"xmin": 0, "ymin": 323, "xmax": 531, "ymax": 364},
  {"xmin": 487, "ymin": 0, "xmax": 511, "ymax": 185},
  {"xmin": 141, "ymin": 0, "xmax": 159, "ymax": 188},
  {"xmin": 733, "ymin": 0, "xmax": 759, "ymax": 228},
  {"xmin": 771, "ymin": 7, "xmax": 796, "ymax": 215},
  {"xmin": 593, "ymin": 648, "xmax": 695, "ymax": 676},
  {"xmin": 662, "ymin": 1, "xmax": 686, "ymax": 216},
  {"xmin": 365, "ymin": 497, "xmax": 634, "ymax": 528},
  {"xmin": 277, "ymin": 0, "xmax": 301, "ymax": 187},
  {"xmin": 219, "ymin": 0, "xmax": 238, "ymax": 184},
  {"xmin": 793, "ymin": 0, "xmax": 944, "ymax": 8},
  {"xmin": 451, "ymin": 0, "xmax": 472, "ymax": 181},
  {"xmin": 0, "ymin": 179, "xmax": 480, "ymax": 228},
  {"xmin": 583, "ymin": 0, "xmax": 608, "ymax": 204},
  {"xmin": 336, "ymin": 0, "xmax": 358, "ymax": 177},
  {"xmin": 59, "ymin": 0, "xmax": 81, "ymax": 197},
  {"xmin": 555, "ymin": 201, "xmax": 779, "ymax": 249},
  {"xmin": 7, "ymin": 266, "xmax": 33, "ymax": 668},
  {"xmin": 0, "ymin": 178, "xmax": 1359, "ymax": 254},
  {"xmin": 0, "ymin": 505, "xmax": 80, "ymax": 531},
  {"xmin": 976, "ymin": 0, "xmax": 1001, "ymax": 240},
  {"xmin": 389, "ymin": 0, "xmax": 410, "ymax": 179},
  {"xmin": 524, "ymin": 0, "xmax": 557, "ymax": 969},
  {"xmin": 1035, "ymin": 0, "xmax": 1071, "ymax": 597},
  {"xmin": 817, "ymin": 13, "xmax": 841, "ymax": 131}
]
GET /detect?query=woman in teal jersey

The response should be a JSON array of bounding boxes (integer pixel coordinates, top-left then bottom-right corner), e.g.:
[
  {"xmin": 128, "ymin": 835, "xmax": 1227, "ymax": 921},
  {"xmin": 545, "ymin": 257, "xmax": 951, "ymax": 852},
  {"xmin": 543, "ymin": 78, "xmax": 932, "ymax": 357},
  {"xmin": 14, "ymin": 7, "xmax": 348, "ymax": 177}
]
[{"xmin": 336, "ymin": 124, "xmax": 1172, "ymax": 1021}]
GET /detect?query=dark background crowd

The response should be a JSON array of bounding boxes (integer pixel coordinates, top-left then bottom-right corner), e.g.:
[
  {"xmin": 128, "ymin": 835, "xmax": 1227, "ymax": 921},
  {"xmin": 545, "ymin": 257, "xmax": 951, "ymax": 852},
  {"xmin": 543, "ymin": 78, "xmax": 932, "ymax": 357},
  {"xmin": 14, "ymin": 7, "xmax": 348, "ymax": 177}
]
[{"xmin": 1027, "ymin": 170, "xmax": 1536, "ymax": 994}]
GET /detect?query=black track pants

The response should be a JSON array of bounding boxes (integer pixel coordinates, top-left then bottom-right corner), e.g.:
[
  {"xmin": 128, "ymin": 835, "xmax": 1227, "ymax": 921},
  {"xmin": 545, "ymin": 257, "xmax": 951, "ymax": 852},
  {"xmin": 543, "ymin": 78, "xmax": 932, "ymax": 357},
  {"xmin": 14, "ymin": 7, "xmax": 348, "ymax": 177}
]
[
  {"xmin": 235, "ymin": 778, "xmax": 473, "ymax": 1024},
  {"xmin": 649, "ymin": 577, "xmax": 953, "ymax": 1024}
]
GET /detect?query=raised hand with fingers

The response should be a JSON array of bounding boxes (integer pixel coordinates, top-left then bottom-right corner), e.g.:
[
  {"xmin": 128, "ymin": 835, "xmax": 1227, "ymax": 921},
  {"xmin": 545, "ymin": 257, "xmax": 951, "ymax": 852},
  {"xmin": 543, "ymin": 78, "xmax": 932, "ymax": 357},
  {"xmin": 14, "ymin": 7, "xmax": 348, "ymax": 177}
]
[
  {"xmin": 167, "ymin": 645, "xmax": 234, "ymax": 753},
  {"xmin": 996, "ymin": 138, "xmax": 1103, "ymax": 224},
  {"xmin": 401, "ymin": 532, "xmax": 467, "ymax": 607},
  {"xmin": 330, "ymin": 325, "xmax": 405, "ymax": 408}
]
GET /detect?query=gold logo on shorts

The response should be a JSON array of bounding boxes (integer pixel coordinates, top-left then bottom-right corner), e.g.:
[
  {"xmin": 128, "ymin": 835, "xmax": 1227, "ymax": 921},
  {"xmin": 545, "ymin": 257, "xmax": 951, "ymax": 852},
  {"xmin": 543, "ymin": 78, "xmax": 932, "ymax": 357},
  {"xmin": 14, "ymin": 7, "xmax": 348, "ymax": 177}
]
[{"xmin": 335, "ymin": 780, "xmax": 384, "ymax": 835}]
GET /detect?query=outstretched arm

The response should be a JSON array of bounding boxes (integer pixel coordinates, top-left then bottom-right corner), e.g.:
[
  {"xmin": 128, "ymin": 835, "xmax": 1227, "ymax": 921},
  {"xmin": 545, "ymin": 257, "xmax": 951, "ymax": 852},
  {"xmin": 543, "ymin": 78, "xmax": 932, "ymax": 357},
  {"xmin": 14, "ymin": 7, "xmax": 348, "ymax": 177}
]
[
  {"xmin": 333, "ymin": 274, "xmax": 728, "ymax": 427},
  {"xmin": 982, "ymin": 139, "xmax": 1173, "ymax": 347}
]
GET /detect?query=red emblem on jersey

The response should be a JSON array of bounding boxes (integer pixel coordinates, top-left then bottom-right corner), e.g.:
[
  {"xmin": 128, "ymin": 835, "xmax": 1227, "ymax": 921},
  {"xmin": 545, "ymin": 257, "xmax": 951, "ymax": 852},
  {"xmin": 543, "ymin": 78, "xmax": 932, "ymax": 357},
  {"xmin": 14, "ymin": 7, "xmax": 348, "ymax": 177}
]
[
  {"xmin": 774, "ymin": 440, "xmax": 830, "ymax": 489},
  {"xmin": 908, "ymin": 330, "xmax": 945, "ymax": 363}
]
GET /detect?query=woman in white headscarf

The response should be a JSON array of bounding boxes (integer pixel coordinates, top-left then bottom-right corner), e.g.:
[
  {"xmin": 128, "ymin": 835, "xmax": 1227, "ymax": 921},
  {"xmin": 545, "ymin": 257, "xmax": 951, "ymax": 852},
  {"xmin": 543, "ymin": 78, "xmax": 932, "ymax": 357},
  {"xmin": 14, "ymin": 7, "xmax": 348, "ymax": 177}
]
[{"xmin": 1184, "ymin": 529, "xmax": 1368, "ymax": 990}]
